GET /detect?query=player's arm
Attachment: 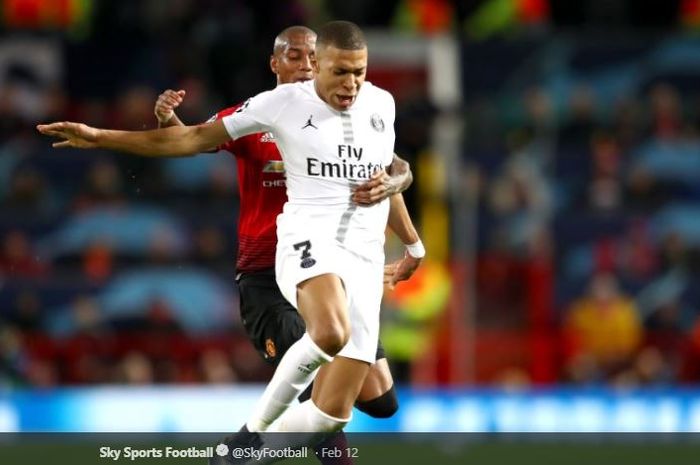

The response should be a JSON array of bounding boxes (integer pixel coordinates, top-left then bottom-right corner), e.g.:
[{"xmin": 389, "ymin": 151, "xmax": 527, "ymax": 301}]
[
  {"xmin": 384, "ymin": 193, "xmax": 424, "ymax": 289},
  {"xmin": 36, "ymin": 119, "xmax": 231, "ymax": 158},
  {"xmin": 39, "ymin": 87, "xmax": 280, "ymax": 156},
  {"xmin": 352, "ymin": 153, "xmax": 413, "ymax": 206},
  {"xmin": 386, "ymin": 153, "xmax": 413, "ymax": 191}
]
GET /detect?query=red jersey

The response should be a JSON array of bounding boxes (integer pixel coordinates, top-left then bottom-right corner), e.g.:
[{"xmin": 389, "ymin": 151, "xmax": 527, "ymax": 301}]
[{"xmin": 213, "ymin": 104, "xmax": 286, "ymax": 274}]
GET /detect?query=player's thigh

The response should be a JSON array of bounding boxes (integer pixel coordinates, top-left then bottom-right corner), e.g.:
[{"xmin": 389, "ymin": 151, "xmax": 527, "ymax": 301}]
[
  {"xmin": 275, "ymin": 232, "xmax": 348, "ymax": 331},
  {"xmin": 238, "ymin": 274, "xmax": 305, "ymax": 365},
  {"xmin": 312, "ymin": 356, "xmax": 371, "ymax": 419},
  {"xmin": 357, "ymin": 357, "xmax": 394, "ymax": 403},
  {"xmin": 296, "ymin": 273, "xmax": 349, "ymax": 335}
]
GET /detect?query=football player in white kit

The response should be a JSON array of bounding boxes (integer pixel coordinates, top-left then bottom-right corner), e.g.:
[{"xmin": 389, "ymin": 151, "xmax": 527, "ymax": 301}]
[{"xmin": 38, "ymin": 20, "xmax": 425, "ymax": 453}]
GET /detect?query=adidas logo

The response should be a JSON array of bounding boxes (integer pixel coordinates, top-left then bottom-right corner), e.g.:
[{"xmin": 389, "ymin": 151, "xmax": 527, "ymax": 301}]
[{"xmin": 297, "ymin": 361, "xmax": 321, "ymax": 374}]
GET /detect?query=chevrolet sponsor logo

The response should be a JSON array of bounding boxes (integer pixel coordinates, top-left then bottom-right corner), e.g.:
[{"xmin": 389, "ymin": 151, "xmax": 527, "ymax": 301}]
[{"xmin": 263, "ymin": 160, "xmax": 285, "ymax": 173}]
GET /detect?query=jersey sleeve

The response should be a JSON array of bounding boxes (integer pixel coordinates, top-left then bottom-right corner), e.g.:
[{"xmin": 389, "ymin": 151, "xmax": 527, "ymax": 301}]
[
  {"xmin": 222, "ymin": 87, "xmax": 290, "ymax": 141},
  {"xmin": 207, "ymin": 106, "xmax": 240, "ymax": 153}
]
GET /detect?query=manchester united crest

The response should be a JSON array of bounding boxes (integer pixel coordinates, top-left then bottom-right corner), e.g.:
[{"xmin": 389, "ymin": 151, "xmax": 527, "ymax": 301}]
[
  {"xmin": 370, "ymin": 113, "xmax": 385, "ymax": 132},
  {"xmin": 265, "ymin": 338, "xmax": 277, "ymax": 359}
]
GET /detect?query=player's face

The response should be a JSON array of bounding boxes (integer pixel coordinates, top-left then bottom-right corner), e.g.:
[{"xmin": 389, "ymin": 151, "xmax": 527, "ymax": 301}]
[
  {"xmin": 272, "ymin": 32, "xmax": 316, "ymax": 84},
  {"xmin": 314, "ymin": 45, "xmax": 367, "ymax": 111}
]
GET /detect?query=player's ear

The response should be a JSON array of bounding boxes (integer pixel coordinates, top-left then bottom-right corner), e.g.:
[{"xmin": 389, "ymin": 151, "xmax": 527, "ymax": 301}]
[{"xmin": 270, "ymin": 55, "xmax": 278, "ymax": 75}]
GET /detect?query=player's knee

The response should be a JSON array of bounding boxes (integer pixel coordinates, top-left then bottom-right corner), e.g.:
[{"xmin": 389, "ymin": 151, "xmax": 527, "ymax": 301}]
[
  {"xmin": 308, "ymin": 322, "xmax": 350, "ymax": 356},
  {"xmin": 355, "ymin": 385, "xmax": 399, "ymax": 418}
]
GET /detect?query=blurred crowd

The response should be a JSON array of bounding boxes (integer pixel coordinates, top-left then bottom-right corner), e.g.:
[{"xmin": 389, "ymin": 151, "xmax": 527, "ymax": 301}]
[
  {"xmin": 467, "ymin": 38, "xmax": 700, "ymax": 387},
  {"xmin": 2, "ymin": 1, "xmax": 700, "ymax": 388}
]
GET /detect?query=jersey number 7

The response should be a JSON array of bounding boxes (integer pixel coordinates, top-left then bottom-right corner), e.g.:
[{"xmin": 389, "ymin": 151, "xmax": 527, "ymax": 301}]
[{"xmin": 293, "ymin": 240, "xmax": 317, "ymax": 269}]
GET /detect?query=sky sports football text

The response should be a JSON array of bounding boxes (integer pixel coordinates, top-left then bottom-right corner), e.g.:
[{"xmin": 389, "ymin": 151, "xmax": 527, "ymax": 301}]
[{"xmin": 99, "ymin": 446, "xmax": 214, "ymax": 461}]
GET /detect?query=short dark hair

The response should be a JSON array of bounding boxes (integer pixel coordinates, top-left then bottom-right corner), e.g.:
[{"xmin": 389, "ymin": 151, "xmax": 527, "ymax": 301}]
[
  {"xmin": 317, "ymin": 21, "xmax": 366, "ymax": 50},
  {"xmin": 273, "ymin": 25, "xmax": 316, "ymax": 56}
]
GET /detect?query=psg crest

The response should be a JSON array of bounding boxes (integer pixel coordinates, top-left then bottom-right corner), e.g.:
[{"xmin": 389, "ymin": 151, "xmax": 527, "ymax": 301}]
[{"xmin": 370, "ymin": 113, "xmax": 385, "ymax": 132}]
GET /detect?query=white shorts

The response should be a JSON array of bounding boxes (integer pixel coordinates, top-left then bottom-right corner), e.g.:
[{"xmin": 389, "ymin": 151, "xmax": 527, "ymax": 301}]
[{"xmin": 275, "ymin": 217, "xmax": 383, "ymax": 364}]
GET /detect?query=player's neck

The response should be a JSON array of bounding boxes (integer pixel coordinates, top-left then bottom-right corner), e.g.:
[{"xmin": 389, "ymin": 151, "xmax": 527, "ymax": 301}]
[{"xmin": 313, "ymin": 80, "xmax": 327, "ymax": 106}]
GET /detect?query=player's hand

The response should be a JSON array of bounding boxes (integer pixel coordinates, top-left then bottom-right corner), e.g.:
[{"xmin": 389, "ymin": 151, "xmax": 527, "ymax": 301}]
[
  {"xmin": 36, "ymin": 122, "xmax": 100, "ymax": 149},
  {"xmin": 384, "ymin": 253, "xmax": 423, "ymax": 290},
  {"xmin": 154, "ymin": 89, "xmax": 186, "ymax": 124},
  {"xmin": 352, "ymin": 169, "xmax": 404, "ymax": 206}
]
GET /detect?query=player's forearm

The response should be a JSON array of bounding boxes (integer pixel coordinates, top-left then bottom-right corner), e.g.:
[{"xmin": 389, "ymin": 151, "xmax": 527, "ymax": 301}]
[
  {"xmin": 387, "ymin": 154, "xmax": 413, "ymax": 193},
  {"xmin": 96, "ymin": 122, "xmax": 226, "ymax": 157},
  {"xmin": 387, "ymin": 193, "xmax": 420, "ymax": 245}
]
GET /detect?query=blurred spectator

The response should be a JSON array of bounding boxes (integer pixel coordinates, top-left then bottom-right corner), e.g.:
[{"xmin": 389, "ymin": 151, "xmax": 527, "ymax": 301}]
[
  {"xmin": 563, "ymin": 273, "xmax": 643, "ymax": 383},
  {"xmin": 82, "ymin": 241, "xmax": 114, "ymax": 282},
  {"xmin": 8, "ymin": 290, "xmax": 42, "ymax": 332},
  {"xmin": 659, "ymin": 232, "xmax": 691, "ymax": 272},
  {"xmin": 523, "ymin": 87, "xmax": 555, "ymax": 136},
  {"xmin": 647, "ymin": 83, "xmax": 683, "ymax": 140},
  {"xmin": 559, "ymin": 86, "xmax": 598, "ymax": 149},
  {"xmin": 24, "ymin": 358, "xmax": 58, "ymax": 388},
  {"xmin": 46, "ymin": 294, "xmax": 110, "ymax": 339},
  {"xmin": 46, "ymin": 296, "xmax": 113, "ymax": 384},
  {"xmin": 494, "ymin": 366, "xmax": 532, "ymax": 391},
  {"xmin": 683, "ymin": 318, "xmax": 700, "ymax": 381},
  {"xmin": 617, "ymin": 220, "xmax": 658, "ymax": 282},
  {"xmin": 624, "ymin": 163, "xmax": 670, "ymax": 213},
  {"xmin": 584, "ymin": 133, "xmax": 624, "ymax": 213},
  {"xmin": 72, "ymin": 159, "xmax": 127, "ymax": 212},
  {"xmin": 612, "ymin": 98, "xmax": 645, "ymax": 149},
  {"xmin": 1, "ymin": 166, "xmax": 57, "ymax": 217},
  {"xmin": 635, "ymin": 271, "xmax": 695, "ymax": 383},
  {"xmin": 0, "ymin": 230, "xmax": 48, "ymax": 277},
  {"xmin": 146, "ymin": 227, "xmax": 183, "ymax": 265},
  {"xmin": 0, "ymin": 325, "xmax": 29, "ymax": 387},
  {"xmin": 71, "ymin": 296, "xmax": 108, "ymax": 336},
  {"xmin": 112, "ymin": 86, "xmax": 159, "ymax": 131},
  {"xmin": 192, "ymin": 225, "xmax": 229, "ymax": 270},
  {"xmin": 115, "ymin": 351, "xmax": 154, "ymax": 385},
  {"xmin": 488, "ymin": 152, "xmax": 552, "ymax": 256},
  {"xmin": 199, "ymin": 349, "xmax": 238, "ymax": 384},
  {"xmin": 631, "ymin": 347, "xmax": 670, "ymax": 385}
]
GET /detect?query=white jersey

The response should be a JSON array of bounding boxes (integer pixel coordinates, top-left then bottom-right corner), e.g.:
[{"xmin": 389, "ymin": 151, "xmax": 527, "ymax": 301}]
[{"xmin": 222, "ymin": 80, "xmax": 396, "ymax": 261}]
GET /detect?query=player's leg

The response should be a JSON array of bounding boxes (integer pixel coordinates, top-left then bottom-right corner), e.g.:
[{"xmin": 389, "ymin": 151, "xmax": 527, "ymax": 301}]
[
  {"xmin": 296, "ymin": 273, "xmax": 351, "ymax": 355},
  {"xmin": 238, "ymin": 272, "xmax": 354, "ymax": 465},
  {"xmin": 268, "ymin": 355, "xmax": 370, "ymax": 431},
  {"xmin": 313, "ymin": 356, "xmax": 371, "ymax": 418},
  {"xmin": 237, "ymin": 271, "xmax": 306, "ymax": 366},
  {"xmin": 244, "ymin": 358, "xmax": 369, "ymax": 465},
  {"xmin": 245, "ymin": 273, "xmax": 350, "ymax": 432},
  {"xmin": 355, "ymin": 341, "xmax": 398, "ymax": 418}
]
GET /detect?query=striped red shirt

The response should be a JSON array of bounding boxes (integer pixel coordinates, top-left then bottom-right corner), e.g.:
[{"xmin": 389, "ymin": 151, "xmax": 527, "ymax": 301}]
[{"xmin": 213, "ymin": 104, "xmax": 286, "ymax": 273}]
